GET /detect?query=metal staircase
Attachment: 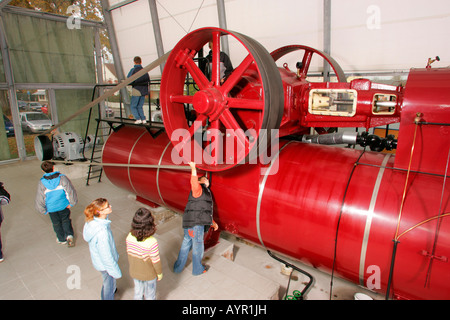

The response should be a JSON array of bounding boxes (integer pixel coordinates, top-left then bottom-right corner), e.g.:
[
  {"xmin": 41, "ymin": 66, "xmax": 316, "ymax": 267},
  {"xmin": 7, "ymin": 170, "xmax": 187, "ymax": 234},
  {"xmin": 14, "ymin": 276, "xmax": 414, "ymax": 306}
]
[
  {"xmin": 82, "ymin": 83, "xmax": 166, "ymax": 186},
  {"xmin": 83, "ymin": 84, "xmax": 124, "ymax": 185}
]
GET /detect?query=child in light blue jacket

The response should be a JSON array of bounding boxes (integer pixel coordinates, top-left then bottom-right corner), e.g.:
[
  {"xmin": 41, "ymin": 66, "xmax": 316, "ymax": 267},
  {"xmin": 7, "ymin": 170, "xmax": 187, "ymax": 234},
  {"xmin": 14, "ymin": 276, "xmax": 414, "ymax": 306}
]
[{"xmin": 83, "ymin": 198, "xmax": 121, "ymax": 300}]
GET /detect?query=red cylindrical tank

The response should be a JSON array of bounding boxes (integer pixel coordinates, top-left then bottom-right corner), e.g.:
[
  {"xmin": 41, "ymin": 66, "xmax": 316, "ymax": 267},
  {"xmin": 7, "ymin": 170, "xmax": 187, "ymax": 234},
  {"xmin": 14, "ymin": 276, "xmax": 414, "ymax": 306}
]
[{"xmin": 103, "ymin": 125, "xmax": 450, "ymax": 300}]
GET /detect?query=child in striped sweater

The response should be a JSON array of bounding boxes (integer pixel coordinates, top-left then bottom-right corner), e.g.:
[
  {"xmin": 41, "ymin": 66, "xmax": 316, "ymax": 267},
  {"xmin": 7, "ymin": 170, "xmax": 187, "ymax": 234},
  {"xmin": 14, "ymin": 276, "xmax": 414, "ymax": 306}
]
[{"xmin": 126, "ymin": 208, "xmax": 163, "ymax": 300}]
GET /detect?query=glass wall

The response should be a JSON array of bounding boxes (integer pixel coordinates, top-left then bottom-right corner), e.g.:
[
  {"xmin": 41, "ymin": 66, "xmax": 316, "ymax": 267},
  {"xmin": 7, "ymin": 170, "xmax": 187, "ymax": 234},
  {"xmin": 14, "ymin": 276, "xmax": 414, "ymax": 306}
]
[
  {"xmin": 14, "ymin": 89, "xmax": 53, "ymax": 157},
  {"xmin": 55, "ymin": 89, "xmax": 98, "ymax": 137},
  {"xmin": 0, "ymin": 11, "xmax": 98, "ymax": 160},
  {"xmin": 3, "ymin": 12, "xmax": 95, "ymax": 84}
]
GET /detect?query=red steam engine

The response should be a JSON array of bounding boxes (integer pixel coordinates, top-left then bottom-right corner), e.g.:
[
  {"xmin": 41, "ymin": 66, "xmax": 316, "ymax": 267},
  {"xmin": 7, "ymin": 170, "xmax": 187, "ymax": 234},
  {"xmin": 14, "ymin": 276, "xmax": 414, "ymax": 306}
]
[{"xmin": 102, "ymin": 27, "xmax": 450, "ymax": 300}]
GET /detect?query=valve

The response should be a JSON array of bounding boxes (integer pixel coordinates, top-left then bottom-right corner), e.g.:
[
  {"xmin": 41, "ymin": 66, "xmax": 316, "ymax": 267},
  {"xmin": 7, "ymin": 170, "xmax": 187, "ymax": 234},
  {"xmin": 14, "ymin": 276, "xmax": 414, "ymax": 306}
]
[
  {"xmin": 426, "ymin": 56, "xmax": 440, "ymax": 69},
  {"xmin": 302, "ymin": 131, "xmax": 397, "ymax": 152},
  {"xmin": 357, "ymin": 131, "xmax": 397, "ymax": 152}
]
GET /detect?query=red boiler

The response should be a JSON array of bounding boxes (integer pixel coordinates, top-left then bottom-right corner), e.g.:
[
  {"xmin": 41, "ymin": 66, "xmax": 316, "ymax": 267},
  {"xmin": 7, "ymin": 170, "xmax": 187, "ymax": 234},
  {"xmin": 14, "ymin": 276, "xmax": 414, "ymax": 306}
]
[{"xmin": 102, "ymin": 122, "xmax": 450, "ymax": 301}]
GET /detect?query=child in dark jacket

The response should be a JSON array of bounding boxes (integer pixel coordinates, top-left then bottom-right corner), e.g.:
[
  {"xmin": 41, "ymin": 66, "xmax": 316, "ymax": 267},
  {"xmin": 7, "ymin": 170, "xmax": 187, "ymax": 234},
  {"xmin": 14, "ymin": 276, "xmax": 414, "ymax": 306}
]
[
  {"xmin": 0, "ymin": 182, "xmax": 10, "ymax": 261},
  {"xmin": 127, "ymin": 56, "xmax": 150, "ymax": 124},
  {"xmin": 126, "ymin": 208, "xmax": 162, "ymax": 300}
]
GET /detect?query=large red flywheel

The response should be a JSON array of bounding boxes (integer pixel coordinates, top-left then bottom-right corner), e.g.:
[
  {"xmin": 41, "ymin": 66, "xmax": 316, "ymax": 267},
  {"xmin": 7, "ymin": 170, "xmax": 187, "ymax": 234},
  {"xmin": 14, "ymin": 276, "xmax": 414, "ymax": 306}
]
[{"xmin": 160, "ymin": 27, "xmax": 284, "ymax": 172}]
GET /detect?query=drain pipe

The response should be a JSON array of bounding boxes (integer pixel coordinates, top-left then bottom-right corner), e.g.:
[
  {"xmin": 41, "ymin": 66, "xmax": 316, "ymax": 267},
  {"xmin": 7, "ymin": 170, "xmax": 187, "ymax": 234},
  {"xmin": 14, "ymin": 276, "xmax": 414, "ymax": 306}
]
[{"xmin": 267, "ymin": 250, "xmax": 314, "ymax": 300}]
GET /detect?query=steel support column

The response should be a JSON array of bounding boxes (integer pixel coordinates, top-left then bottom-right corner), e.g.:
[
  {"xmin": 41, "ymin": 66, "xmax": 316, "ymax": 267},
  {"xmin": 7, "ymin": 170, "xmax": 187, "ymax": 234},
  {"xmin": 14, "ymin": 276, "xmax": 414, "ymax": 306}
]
[
  {"xmin": 101, "ymin": 0, "xmax": 131, "ymax": 116},
  {"xmin": 216, "ymin": 0, "xmax": 229, "ymax": 56},
  {"xmin": 323, "ymin": 0, "xmax": 331, "ymax": 82},
  {"xmin": 47, "ymin": 88, "xmax": 58, "ymax": 125},
  {"xmin": 148, "ymin": 0, "xmax": 165, "ymax": 74},
  {"xmin": 94, "ymin": 28, "xmax": 106, "ymax": 117}
]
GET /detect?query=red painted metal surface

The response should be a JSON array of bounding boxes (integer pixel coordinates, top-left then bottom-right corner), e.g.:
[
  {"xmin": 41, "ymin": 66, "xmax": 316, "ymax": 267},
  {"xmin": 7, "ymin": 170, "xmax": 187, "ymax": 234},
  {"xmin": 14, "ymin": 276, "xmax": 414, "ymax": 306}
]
[
  {"xmin": 395, "ymin": 68, "xmax": 450, "ymax": 175},
  {"xmin": 103, "ymin": 101, "xmax": 450, "ymax": 300}
]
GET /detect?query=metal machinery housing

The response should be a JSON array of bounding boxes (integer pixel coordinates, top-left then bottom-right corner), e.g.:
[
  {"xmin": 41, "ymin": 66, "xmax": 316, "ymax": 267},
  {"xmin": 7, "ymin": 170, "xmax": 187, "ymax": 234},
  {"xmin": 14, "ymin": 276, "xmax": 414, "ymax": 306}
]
[{"xmin": 101, "ymin": 28, "xmax": 450, "ymax": 300}]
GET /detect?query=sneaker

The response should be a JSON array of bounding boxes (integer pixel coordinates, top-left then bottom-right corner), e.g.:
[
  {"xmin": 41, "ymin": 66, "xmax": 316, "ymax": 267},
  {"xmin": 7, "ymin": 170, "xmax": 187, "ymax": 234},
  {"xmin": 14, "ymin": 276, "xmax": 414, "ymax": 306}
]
[
  {"xmin": 67, "ymin": 235, "xmax": 75, "ymax": 247},
  {"xmin": 0, "ymin": 257, "xmax": 4, "ymax": 263},
  {"xmin": 134, "ymin": 119, "xmax": 142, "ymax": 124},
  {"xmin": 56, "ymin": 239, "xmax": 67, "ymax": 245},
  {"xmin": 142, "ymin": 120, "xmax": 147, "ymax": 124}
]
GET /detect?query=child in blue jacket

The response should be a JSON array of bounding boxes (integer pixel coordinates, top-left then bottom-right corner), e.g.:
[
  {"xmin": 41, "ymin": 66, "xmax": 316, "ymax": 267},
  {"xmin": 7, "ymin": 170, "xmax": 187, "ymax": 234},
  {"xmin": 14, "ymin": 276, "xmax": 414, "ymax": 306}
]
[{"xmin": 35, "ymin": 161, "xmax": 77, "ymax": 246}]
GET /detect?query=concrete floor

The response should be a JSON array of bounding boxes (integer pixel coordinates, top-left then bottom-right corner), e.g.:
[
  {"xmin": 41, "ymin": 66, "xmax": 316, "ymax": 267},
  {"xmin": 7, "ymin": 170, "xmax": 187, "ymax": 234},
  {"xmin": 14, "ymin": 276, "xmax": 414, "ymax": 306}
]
[{"xmin": 0, "ymin": 158, "xmax": 382, "ymax": 300}]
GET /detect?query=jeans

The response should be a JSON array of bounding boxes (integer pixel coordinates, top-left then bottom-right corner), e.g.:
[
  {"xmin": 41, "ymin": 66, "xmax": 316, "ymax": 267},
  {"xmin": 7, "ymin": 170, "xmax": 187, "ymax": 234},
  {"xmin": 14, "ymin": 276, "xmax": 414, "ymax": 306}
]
[
  {"xmin": 101, "ymin": 271, "xmax": 117, "ymax": 300},
  {"xmin": 173, "ymin": 225, "xmax": 206, "ymax": 275},
  {"xmin": 133, "ymin": 278, "xmax": 157, "ymax": 300},
  {"xmin": 48, "ymin": 208, "xmax": 74, "ymax": 242},
  {"xmin": 130, "ymin": 96, "xmax": 146, "ymax": 120}
]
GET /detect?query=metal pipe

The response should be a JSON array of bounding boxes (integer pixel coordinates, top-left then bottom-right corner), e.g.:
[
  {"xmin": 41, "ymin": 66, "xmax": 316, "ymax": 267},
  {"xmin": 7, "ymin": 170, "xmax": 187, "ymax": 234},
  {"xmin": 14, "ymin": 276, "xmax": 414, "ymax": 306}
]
[
  {"xmin": 51, "ymin": 159, "xmax": 190, "ymax": 170},
  {"xmin": 386, "ymin": 240, "xmax": 400, "ymax": 300},
  {"xmin": 267, "ymin": 250, "xmax": 314, "ymax": 299},
  {"xmin": 375, "ymin": 101, "xmax": 396, "ymax": 108},
  {"xmin": 302, "ymin": 132, "xmax": 358, "ymax": 145}
]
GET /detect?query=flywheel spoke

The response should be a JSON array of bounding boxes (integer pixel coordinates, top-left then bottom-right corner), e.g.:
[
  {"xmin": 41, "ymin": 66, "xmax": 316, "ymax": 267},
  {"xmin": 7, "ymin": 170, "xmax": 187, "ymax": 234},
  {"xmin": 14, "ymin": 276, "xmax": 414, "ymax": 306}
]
[
  {"xmin": 170, "ymin": 95, "xmax": 194, "ymax": 104},
  {"xmin": 211, "ymin": 31, "xmax": 221, "ymax": 86},
  {"xmin": 173, "ymin": 115, "xmax": 207, "ymax": 154},
  {"xmin": 299, "ymin": 50, "xmax": 314, "ymax": 77},
  {"xmin": 227, "ymin": 98, "xmax": 264, "ymax": 110},
  {"xmin": 185, "ymin": 57, "xmax": 211, "ymax": 90},
  {"xmin": 205, "ymin": 120, "xmax": 221, "ymax": 165},
  {"xmin": 220, "ymin": 109, "xmax": 250, "ymax": 150},
  {"xmin": 220, "ymin": 54, "xmax": 254, "ymax": 95}
]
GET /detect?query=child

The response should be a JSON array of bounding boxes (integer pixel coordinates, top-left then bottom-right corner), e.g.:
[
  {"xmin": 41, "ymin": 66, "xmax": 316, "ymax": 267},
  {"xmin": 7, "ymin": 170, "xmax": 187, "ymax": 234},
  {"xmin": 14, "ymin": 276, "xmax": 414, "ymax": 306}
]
[
  {"xmin": 35, "ymin": 161, "xmax": 77, "ymax": 246},
  {"xmin": 126, "ymin": 208, "xmax": 162, "ymax": 300},
  {"xmin": 127, "ymin": 56, "xmax": 150, "ymax": 124},
  {"xmin": 173, "ymin": 162, "xmax": 218, "ymax": 275},
  {"xmin": 83, "ymin": 198, "xmax": 122, "ymax": 300}
]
